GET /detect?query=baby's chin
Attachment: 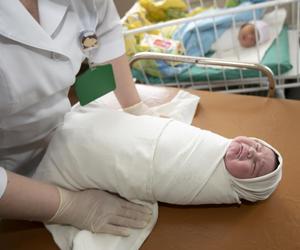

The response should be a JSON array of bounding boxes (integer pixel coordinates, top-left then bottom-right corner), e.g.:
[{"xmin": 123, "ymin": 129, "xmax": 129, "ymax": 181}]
[{"xmin": 240, "ymin": 41, "xmax": 255, "ymax": 48}]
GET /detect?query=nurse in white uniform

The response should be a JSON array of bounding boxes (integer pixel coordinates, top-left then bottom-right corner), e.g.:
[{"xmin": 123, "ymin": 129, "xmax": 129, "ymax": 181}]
[{"xmin": 0, "ymin": 0, "xmax": 152, "ymax": 236}]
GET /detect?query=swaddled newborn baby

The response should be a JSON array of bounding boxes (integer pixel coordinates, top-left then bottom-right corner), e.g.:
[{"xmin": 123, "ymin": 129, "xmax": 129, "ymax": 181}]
[
  {"xmin": 35, "ymin": 107, "xmax": 282, "ymax": 206},
  {"xmin": 33, "ymin": 107, "xmax": 283, "ymax": 250},
  {"xmin": 152, "ymin": 118, "xmax": 282, "ymax": 204}
]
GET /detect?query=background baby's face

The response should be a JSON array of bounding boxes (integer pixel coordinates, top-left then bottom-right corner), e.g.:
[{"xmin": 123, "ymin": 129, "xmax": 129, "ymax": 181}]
[
  {"xmin": 238, "ymin": 24, "xmax": 257, "ymax": 48},
  {"xmin": 224, "ymin": 136, "xmax": 276, "ymax": 179}
]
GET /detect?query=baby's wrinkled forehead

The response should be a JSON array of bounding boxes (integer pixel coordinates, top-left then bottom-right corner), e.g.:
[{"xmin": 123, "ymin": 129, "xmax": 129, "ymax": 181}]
[
  {"xmin": 234, "ymin": 136, "xmax": 277, "ymax": 168},
  {"xmin": 251, "ymin": 138, "xmax": 275, "ymax": 154},
  {"xmin": 254, "ymin": 139, "xmax": 277, "ymax": 171},
  {"xmin": 233, "ymin": 136, "xmax": 258, "ymax": 146}
]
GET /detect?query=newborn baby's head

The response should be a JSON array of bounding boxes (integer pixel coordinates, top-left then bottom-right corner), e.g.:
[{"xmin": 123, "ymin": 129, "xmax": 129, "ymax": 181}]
[
  {"xmin": 238, "ymin": 23, "xmax": 256, "ymax": 48},
  {"xmin": 224, "ymin": 136, "xmax": 277, "ymax": 179},
  {"xmin": 238, "ymin": 20, "xmax": 270, "ymax": 48}
]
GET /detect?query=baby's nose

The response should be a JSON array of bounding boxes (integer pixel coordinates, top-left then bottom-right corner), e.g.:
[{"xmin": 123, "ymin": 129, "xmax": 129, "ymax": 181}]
[
  {"xmin": 247, "ymin": 147, "xmax": 256, "ymax": 158},
  {"xmin": 246, "ymin": 33, "xmax": 255, "ymax": 42}
]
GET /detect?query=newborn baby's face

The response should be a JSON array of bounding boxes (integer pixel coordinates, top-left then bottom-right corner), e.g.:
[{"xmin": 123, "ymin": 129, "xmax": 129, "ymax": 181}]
[
  {"xmin": 224, "ymin": 136, "xmax": 276, "ymax": 179},
  {"xmin": 238, "ymin": 24, "xmax": 256, "ymax": 48}
]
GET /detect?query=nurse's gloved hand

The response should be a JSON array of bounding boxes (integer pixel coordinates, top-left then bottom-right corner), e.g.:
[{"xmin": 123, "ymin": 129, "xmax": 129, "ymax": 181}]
[
  {"xmin": 123, "ymin": 101, "xmax": 160, "ymax": 116},
  {"xmin": 48, "ymin": 187, "xmax": 152, "ymax": 236}
]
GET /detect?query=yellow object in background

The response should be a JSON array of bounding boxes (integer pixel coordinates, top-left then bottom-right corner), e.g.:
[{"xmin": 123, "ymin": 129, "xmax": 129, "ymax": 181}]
[
  {"xmin": 187, "ymin": 6, "xmax": 208, "ymax": 17},
  {"xmin": 139, "ymin": 0, "xmax": 188, "ymax": 22},
  {"xmin": 123, "ymin": 5, "xmax": 159, "ymax": 34},
  {"xmin": 124, "ymin": 33, "xmax": 138, "ymax": 57},
  {"xmin": 124, "ymin": 10, "xmax": 152, "ymax": 30},
  {"xmin": 122, "ymin": 3, "xmax": 160, "ymax": 56}
]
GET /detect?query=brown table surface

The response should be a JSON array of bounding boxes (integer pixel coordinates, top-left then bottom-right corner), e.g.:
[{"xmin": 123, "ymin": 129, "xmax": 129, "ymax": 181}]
[{"xmin": 1, "ymin": 85, "xmax": 300, "ymax": 250}]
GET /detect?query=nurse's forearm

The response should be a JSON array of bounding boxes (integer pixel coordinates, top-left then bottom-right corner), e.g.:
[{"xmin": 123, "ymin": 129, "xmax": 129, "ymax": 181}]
[
  {"xmin": 109, "ymin": 54, "xmax": 141, "ymax": 108},
  {"xmin": 0, "ymin": 170, "xmax": 59, "ymax": 221}
]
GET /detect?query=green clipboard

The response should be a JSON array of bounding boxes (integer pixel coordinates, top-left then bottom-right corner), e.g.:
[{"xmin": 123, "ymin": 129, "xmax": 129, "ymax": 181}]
[{"xmin": 74, "ymin": 64, "xmax": 116, "ymax": 106}]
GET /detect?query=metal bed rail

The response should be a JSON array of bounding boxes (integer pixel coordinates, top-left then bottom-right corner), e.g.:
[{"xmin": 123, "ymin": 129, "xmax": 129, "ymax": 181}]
[{"xmin": 129, "ymin": 52, "xmax": 276, "ymax": 97}]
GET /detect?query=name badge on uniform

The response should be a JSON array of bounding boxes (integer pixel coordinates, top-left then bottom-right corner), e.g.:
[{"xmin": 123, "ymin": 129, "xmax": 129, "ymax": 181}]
[
  {"xmin": 80, "ymin": 31, "xmax": 99, "ymax": 51},
  {"xmin": 75, "ymin": 64, "xmax": 116, "ymax": 106},
  {"xmin": 75, "ymin": 31, "xmax": 116, "ymax": 106}
]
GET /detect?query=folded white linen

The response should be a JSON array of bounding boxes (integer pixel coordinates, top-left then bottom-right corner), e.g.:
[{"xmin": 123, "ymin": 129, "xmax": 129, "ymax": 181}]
[
  {"xmin": 148, "ymin": 90, "xmax": 200, "ymax": 124},
  {"xmin": 72, "ymin": 89, "xmax": 200, "ymax": 125}
]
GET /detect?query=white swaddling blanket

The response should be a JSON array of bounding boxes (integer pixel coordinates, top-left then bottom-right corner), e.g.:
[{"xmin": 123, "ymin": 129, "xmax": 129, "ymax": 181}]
[
  {"xmin": 34, "ymin": 109, "xmax": 239, "ymax": 250},
  {"xmin": 33, "ymin": 90, "xmax": 281, "ymax": 250},
  {"xmin": 33, "ymin": 90, "xmax": 205, "ymax": 250},
  {"xmin": 210, "ymin": 8, "xmax": 287, "ymax": 63}
]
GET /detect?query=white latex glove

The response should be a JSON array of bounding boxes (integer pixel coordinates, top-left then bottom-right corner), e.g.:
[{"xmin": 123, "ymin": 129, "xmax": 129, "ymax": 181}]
[
  {"xmin": 48, "ymin": 187, "xmax": 152, "ymax": 236},
  {"xmin": 123, "ymin": 101, "xmax": 159, "ymax": 116}
]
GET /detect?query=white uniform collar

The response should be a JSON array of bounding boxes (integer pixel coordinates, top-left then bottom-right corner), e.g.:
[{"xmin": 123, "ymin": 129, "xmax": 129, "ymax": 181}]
[
  {"xmin": 0, "ymin": 0, "xmax": 70, "ymax": 53},
  {"xmin": 39, "ymin": 0, "xmax": 71, "ymax": 37}
]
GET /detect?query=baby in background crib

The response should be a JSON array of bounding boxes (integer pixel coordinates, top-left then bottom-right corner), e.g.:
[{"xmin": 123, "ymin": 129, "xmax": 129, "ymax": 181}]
[{"xmin": 238, "ymin": 20, "xmax": 271, "ymax": 48}]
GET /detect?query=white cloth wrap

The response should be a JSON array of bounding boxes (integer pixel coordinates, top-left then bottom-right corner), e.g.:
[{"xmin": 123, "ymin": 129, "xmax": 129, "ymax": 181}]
[
  {"xmin": 33, "ymin": 94, "xmax": 282, "ymax": 250},
  {"xmin": 34, "ymin": 108, "xmax": 168, "ymax": 250},
  {"xmin": 36, "ymin": 108, "xmax": 172, "ymax": 202},
  {"xmin": 33, "ymin": 107, "xmax": 240, "ymax": 250},
  {"xmin": 34, "ymin": 107, "xmax": 240, "ymax": 204},
  {"xmin": 153, "ymin": 120, "xmax": 240, "ymax": 205}
]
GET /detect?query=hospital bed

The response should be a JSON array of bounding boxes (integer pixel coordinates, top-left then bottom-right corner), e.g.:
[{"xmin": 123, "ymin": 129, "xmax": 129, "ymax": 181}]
[
  {"xmin": 124, "ymin": 0, "xmax": 300, "ymax": 96},
  {"xmin": 1, "ymin": 84, "xmax": 300, "ymax": 250}
]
